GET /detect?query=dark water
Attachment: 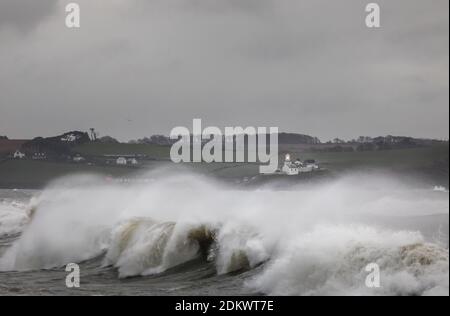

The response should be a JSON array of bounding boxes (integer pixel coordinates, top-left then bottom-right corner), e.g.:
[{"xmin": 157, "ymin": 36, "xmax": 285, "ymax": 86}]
[
  {"xmin": 0, "ymin": 189, "xmax": 260, "ymax": 296},
  {"xmin": 0, "ymin": 181, "xmax": 448, "ymax": 296},
  {"xmin": 0, "ymin": 255, "xmax": 260, "ymax": 296}
]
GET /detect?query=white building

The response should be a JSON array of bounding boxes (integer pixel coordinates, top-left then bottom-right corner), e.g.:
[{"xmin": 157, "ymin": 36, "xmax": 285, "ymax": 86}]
[
  {"xmin": 128, "ymin": 158, "xmax": 138, "ymax": 165},
  {"xmin": 293, "ymin": 159, "xmax": 313, "ymax": 173},
  {"xmin": 73, "ymin": 155, "xmax": 85, "ymax": 163},
  {"xmin": 32, "ymin": 153, "xmax": 47, "ymax": 160},
  {"xmin": 13, "ymin": 150, "xmax": 26, "ymax": 159},
  {"xmin": 281, "ymin": 154, "xmax": 299, "ymax": 175},
  {"xmin": 303, "ymin": 159, "xmax": 319, "ymax": 171},
  {"xmin": 281, "ymin": 154, "xmax": 318, "ymax": 175},
  {"xmin": 61, "ymin": 134, "xmax": 79, "ymax": 142},
  {"xmin": 299, "ymin": 165, "xmax": 314, "ymax": 173},
  {"xmin": 116, "ymin": 157, "xmax": 127, "ymax": 165}
]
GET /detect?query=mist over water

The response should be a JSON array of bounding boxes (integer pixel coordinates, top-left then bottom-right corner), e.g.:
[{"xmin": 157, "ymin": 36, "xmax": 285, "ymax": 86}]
[{"xmin": 0, "ymin": 170, "xmax": 448, "ymax": 296}]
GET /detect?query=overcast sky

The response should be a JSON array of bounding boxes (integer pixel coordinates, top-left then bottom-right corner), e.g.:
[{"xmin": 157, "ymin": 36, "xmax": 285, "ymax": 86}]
[{"xmin": 0, "ymin": 0, "xmax": 448, "ymax": 141}]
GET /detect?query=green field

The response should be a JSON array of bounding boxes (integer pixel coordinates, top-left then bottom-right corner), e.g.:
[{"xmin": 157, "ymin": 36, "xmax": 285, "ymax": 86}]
[
  {"xmin": 0, "ymin": 160, "xmax": 138, "ymax": 188},
  {"xmin": 0, "ymin": 143, "xmax": 448, "ymax": 188},
  {"xmin": 287, "ymin": 144, "xmax": 449, "ymax": 172},
  {"xmin": 73, "ymin": 143, "xmax": 170, "ymax": 159}
]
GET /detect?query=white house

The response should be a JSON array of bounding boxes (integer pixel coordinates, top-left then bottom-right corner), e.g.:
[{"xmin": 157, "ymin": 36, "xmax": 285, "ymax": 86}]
[
  {"xmin": 294, "ymin": 158, "xmax": 314, "ymax": 173},
  {"xmin": 73, "ymin": 155, "xmax": 85, "ymax": 163},
  {"xmin": 13, "ymin": 150, "xmax": 26, "ymax": 159},
  {"xmin": 281, "ymin": 154, "xmax": 319, "ymax": 175},
  {"xmin": 61, "ymin": 134, "xmax": 79, "ymax": 142},
  {"xmin": 303, "ymin": 159, "xmax": 319, "ymax": 171},
  {"xmin": 128, "ymin": 158, "xmax": 138, "ymax": 165},
  {"xmin": 32, "ymin": 153, "xmax": 47, "ymax": 160},
  {"xmin": 116, "ymin": 157, "xmax": 127, "ymax": 165}
]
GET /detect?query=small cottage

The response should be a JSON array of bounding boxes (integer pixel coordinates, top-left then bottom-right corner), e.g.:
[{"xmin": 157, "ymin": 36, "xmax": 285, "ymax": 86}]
[
  {"xmin": 73, "ymin": 155, "xmax": 85, "ymax": 163},
  {"xmin": 13, "ymin": 150, "xmax": 26, "ymax": 159},
  {"xmin": 116, "ymin": 157, "xmax": 127, "ymax": 165},
  {"xmin": 128, "ymin": 158, "xmax": 138, "ymax": 165},
  {"xmin": 32, "ymin": 153, "xmax": 47, "ymax": 160}
]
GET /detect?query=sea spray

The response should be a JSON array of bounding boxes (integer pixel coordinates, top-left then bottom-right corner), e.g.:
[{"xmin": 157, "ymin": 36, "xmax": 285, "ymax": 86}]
[
  {"xmin": 0, "ymin": 200, "xmax": 30, "ymax": 237},
  {"xmin": 247, "ymin": 225, "xmax": 449, "ymax": 296},
  {"xmin": 0, "ymin": 171, "xmax": 448, "ymax": 295}
]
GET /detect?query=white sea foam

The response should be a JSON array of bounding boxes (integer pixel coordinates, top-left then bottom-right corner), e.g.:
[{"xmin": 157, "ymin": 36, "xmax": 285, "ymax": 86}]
[
  {"xmin": 248, "ymin": 225, "xmax": 449, "ymax": 296},
  {"xmin": 0, "ymin": 199, "xmax": 30, "ymax": 237},
  {"xmin": 0, "ymin": 171, "xmax": 448, "ymax": 295}
]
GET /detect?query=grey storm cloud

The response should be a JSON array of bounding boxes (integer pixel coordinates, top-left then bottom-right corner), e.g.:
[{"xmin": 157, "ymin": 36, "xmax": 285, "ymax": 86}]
[
  {"xmin": 0, "ymin": 0, "xmax": 58, "ymax": 32},
  {"xmin": 0, "ymin": 0, "xmax": 448, "ymax": 141},
  {"xmin": 180, "ymin": 0, "xmax": 274, "ymax": 13}
]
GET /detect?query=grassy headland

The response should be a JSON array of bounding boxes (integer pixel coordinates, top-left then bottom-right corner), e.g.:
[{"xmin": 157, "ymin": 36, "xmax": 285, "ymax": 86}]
[{"xmin": 0, "ymin": 142, "xmax": 448, "ymax": 189}]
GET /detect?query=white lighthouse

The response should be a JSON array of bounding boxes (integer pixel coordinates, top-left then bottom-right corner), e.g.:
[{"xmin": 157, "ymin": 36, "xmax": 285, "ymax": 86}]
[{"xmin": 281, "ymin": 154, "xmax": 299, "ymax": 175}]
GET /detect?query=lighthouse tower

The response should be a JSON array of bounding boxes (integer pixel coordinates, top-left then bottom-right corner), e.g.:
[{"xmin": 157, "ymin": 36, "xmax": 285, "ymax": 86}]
[{"xmin": 282, "ymin": 154, "xmax": 299, "ymax": 175}]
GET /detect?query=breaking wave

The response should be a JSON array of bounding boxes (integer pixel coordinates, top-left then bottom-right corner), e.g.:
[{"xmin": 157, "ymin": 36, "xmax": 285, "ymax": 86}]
[
  {"xmin": 248, "ymin": 225, "xmax": 449, "ymax": 296},
  {"xmin": 0, "ymin": 199, "xmax": 32, "ymax": 237},
  {"xmin": 0, "ymin": 171, "xmax": 448, "ymax": 295},
  {"xmin": 103, "ymin": 217, "xmax": 267, "ymax": 277}
]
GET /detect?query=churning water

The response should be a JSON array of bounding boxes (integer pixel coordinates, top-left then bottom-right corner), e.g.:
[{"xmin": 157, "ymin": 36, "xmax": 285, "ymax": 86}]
[{"xmin": 0, "ymin": 170, "xmax": 448, "ymax": 296}]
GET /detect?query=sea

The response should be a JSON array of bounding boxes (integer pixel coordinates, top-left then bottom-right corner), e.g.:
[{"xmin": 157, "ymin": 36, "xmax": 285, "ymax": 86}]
[{"xmin": 0, "ymin": 171, "xmax": 448, "ymax": 296}]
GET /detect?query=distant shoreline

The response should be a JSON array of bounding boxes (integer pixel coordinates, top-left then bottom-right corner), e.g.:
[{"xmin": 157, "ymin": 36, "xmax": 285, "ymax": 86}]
[{"xmin": 0, "ymin": 155, "xmax": 448, "ymax": 191}]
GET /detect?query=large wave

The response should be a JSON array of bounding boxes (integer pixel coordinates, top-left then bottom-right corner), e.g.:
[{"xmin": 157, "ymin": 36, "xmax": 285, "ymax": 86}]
[
  {"xmin": 0, "ymin": 171, "xmax": 448, "ymax": 295},
  {"xmin": 0, "ymin": 199, "xmax": 32, "ymax": 237},
  {"xmin": 248, "ymin": 225, "xmax": 448, "ymax": 296}
]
